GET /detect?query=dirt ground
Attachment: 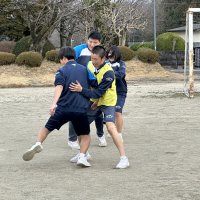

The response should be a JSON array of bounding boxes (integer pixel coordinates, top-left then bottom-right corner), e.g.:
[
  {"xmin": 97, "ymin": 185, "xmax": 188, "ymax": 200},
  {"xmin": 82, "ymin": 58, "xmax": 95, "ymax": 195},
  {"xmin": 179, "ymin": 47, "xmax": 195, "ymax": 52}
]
[
  {"xmin": 0, "ymin": 59, "xmax": 184, "ymax": 88},
  {"xmin": 1, "ymin": 82, "xmax": 200, "ymax": 200}
]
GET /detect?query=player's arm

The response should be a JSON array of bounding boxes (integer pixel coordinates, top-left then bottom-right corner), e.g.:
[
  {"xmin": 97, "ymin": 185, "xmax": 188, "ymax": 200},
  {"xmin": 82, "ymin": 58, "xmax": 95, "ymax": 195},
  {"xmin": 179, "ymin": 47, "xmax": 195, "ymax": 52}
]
[
  {"xmin": 50, "ymin": 70, "xmax": 64, "ymax": 116},
  {"xmin": 87, "ymin": 67, "xmax": 98, "ymax": 88},
  {"xmin": 74, "ymin": 44, "xmax": 87, "ymax": 59},
  {"xmin": 69, "ymin": 71, "xmax": 115, "ymax": 99},
  {"xmin": 114, "ymin": 61, "xmax": 126, "ymax": 80}
]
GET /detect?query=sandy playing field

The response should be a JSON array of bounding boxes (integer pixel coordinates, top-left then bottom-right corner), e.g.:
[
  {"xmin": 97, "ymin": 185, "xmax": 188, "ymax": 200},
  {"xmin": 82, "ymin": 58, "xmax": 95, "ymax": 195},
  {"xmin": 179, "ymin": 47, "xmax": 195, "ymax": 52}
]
[{"xmin": 1, "ymin": 82, "xmax": 200, "ymax": 200}]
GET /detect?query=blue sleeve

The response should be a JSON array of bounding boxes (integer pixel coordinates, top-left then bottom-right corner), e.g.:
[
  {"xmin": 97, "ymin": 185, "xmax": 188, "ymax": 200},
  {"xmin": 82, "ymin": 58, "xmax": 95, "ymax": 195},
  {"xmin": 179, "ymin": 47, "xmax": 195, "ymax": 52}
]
[
  {"xmin": 54, "ymin": 70, "xmax": 65, "ymax": 86},
  {"xmin": 87, "ymin": 65, "xmax": 98, "ymax": 88},
  {"xmin": 114, "ymin": 61, "xmax": 126, "ymax": 80},
  {"xmin": 73, "ymin": 44, "xmax": 88, "ymax": 60},
  {"xmin": 81, "ymin": 71, "xmax": 115, "ymax": 99}
]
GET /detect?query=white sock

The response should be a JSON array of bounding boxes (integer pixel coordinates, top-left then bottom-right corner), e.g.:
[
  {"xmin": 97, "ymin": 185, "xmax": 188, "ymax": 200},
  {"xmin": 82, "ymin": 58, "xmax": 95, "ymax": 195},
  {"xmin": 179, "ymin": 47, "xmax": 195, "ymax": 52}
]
[
  {"xmin": 120, "ymin": 156, "xmax": 127, "ymax": 159},
  {"xmin": 79, "ymin": 153, "xmax": 85, "ymax": 158},
  {"xmin": 35, "ymin": 142, "xmax": 41, "ymax": 146}
]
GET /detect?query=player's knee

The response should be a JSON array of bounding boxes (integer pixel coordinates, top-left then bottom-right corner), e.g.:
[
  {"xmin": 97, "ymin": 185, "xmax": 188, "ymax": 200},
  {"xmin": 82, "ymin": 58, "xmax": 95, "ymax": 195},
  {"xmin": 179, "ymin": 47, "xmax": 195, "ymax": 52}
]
[
  {"xmin": 106, "ymin": 123, "xmax": 116, "ymax": 135},
  {"xmin": 115, "ymin": 112, "xmax": 122, "ymax": 118}
]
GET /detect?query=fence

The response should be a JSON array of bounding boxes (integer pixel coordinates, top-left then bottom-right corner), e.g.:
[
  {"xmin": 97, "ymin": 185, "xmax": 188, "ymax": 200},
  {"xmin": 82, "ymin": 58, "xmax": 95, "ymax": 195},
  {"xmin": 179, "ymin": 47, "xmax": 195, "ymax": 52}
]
[{"xmin": 159, "ymin": 49, "xmax": 200, "ymax": 69}]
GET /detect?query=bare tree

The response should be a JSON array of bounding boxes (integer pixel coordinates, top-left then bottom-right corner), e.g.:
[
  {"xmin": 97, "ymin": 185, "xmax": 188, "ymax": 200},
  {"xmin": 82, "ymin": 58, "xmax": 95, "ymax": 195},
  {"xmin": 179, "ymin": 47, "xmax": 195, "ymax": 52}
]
[
  {"xmin": 10, "ymin": 0, "xmax": 61, "ymax": 51},
  {"xmin": 10, "ymin": 0, "xmax": 101, "ymax": 50},
  {"xmin": 101, "ymin": 0, "xmax": 148, "ymax": 46}
]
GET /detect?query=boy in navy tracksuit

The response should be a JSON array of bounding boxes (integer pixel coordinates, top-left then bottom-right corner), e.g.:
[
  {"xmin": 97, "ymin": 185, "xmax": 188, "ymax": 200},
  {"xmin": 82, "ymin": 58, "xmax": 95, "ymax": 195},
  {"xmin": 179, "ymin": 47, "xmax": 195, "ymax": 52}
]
[
  {"xmin": 106, "ymin": 45, "xmax": 127, "ymax": 142},
  {"xmin": 22, "ymin": 47, "xmax": 92, "ymax": 167},
  {"xmin": 67, "ymin": 31, "xmax": 107, "ymax": 149}
]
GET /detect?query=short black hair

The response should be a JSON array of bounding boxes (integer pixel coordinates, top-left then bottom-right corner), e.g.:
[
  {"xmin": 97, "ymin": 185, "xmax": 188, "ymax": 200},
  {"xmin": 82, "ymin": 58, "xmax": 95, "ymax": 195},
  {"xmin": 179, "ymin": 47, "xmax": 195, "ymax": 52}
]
[
  {"xmin": 59, "ymin": 47, "xmax": 76, "ymax": 60},
  {"xmin": 107, "ymin": 45, "xmax": 122, "ymax": 62},
  {"xmin": 88, "ymin": 31, "xmax": 102, "ymax": 41},
  {"xmin": 92, "ymin": 45, "xmax": 106, "ymax": 59}
]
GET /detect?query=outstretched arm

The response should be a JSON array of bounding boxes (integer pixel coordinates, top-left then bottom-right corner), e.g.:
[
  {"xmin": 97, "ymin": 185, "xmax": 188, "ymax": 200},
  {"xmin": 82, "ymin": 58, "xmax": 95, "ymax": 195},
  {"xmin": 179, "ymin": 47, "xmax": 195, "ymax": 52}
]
[
  {"xmin": 50, "ymin": 85, "xmax": 63, "ymax": 116},
  {"xmin": 50, "ymin": 70, "xmax": 65, "ymax": 116},
  {"xmin": 69, "ymin": 70, "xmax": 115, "ymax": 99}
]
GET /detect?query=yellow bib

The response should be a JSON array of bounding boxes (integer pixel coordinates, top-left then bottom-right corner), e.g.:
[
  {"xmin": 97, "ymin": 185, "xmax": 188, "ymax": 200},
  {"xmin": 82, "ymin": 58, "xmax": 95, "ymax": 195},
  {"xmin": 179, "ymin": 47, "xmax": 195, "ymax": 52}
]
[{"xmin": 87, "ymin": 61, "xmax": 117, "ymax": 106}]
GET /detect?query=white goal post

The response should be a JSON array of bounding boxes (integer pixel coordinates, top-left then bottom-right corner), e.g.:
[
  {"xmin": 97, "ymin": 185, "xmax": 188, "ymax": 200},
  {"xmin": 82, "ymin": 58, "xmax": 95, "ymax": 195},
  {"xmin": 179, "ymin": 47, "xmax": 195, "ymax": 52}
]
[{"xmin": 184, "ymin": 8, "xmax": 200, "ymax": 98}]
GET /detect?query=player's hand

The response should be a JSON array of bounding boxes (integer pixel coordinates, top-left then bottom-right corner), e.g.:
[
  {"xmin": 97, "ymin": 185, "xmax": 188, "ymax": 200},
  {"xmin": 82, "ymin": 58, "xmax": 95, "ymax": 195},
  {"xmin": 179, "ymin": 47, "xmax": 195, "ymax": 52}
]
[
  {"xmin": 49, "ymin": 104, "xmax": 57, "ymax": 116},
  {"xmin": 69, "ymin": 80, "xmax": 82, "ymax": 92},
  {"xmin": 91, "ymin": 102, "xmax": 98, "ymax": 110}
]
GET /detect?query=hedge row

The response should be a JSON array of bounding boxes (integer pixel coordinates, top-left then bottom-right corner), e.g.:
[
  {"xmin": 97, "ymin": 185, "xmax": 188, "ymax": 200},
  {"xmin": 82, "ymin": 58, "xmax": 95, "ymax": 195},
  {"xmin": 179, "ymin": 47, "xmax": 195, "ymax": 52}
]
[
  {"xmin": 137, "ymin": 48, "xmax": 159, "ymax": 64},
  {"xmin": 0, "ymin": 52, "xmax": 16, "ymax": 65},
  {"xmin": 0, "ymin": 51, "xmax": 43, "ymax": 67},
  {"xmin": 0, "ymin": 47, "xmax": 159, "ymax": 67}
]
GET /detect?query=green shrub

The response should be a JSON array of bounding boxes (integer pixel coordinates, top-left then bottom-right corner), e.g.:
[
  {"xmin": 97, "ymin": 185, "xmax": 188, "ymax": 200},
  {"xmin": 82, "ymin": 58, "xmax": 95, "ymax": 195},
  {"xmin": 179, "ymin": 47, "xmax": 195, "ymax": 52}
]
[
  {"xmin": 42, "ymin": 40, "xmax": 55, "ymax": 57},
  {"xmin": 13, "ymin": 36, "xmax": 55, "ymax": 56},
  {"xmin": 16, "ymin": 51, "xmax": 43, "ymax": 67},
  {"xmin": 45, "ymin": 50, "xmax": 59, "ymax": 63},
  {"xmin": 118, "ymin": 46, "xmax": 136, "ymax": 61},
  {"xmin": 137, "ymin": 48, "xmax": 159, "ymax": 64},
  {"xmin": 156, "ymin": 32, "xmax": 185, "ymax": 51},
  {"xmin": 130, "ymin": 42, "xmax": 154, "ymax": 51},
  {"xmin": 0, "ymin": 41, "xmax": 16, "ymax": 53},
  {"xmin": 0, "ymin": 52, "xmax": 16, "ymax": 65},
  {"xmin": 12, "ymin": 36, "xmax": 32, "ymax": 55}
]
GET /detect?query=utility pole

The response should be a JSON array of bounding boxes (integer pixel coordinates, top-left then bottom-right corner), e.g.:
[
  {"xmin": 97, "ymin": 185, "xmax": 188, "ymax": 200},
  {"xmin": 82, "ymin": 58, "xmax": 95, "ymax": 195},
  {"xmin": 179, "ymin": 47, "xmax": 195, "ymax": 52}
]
[{"xmin": 153, "ymin": 0, "xmax": 157, "ymax": 51}]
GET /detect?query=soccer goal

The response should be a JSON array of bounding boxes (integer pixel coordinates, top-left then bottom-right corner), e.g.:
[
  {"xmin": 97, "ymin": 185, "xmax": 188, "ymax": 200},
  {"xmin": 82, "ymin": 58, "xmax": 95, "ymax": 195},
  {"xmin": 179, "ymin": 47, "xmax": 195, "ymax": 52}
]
[{"xmin": 184, "ymin": 8, "xmax": 200, "ymax": 98}]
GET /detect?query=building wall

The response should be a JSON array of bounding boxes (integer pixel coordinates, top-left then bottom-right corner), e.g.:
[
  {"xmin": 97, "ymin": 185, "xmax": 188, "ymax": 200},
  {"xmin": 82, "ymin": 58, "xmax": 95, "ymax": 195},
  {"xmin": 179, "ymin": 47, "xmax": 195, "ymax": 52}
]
[{"xmin": 173, "ymin": 31, "xmax": 200, "ymax": 43}]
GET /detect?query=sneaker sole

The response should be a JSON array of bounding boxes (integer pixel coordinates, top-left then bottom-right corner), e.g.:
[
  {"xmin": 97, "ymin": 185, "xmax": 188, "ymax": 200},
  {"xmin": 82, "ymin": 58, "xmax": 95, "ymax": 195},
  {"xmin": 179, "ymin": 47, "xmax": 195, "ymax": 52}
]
[
  {"xmin": 70, "ymin": 155, "xmax": 92, "ymax": 163},
  {"xmin": 22, "ymin": 146, "xmax": 42, "ymax": 161},
  {"xmin": 77, "ymin": 161, "xmax": 91, "ymax": 167},
  {"xmin": 99, "ymin": 144, "xmax": 107, "ymax": 147},
  {"xmin": 115, "ymin": 164, "xmax": 130, "ymax": 169}
]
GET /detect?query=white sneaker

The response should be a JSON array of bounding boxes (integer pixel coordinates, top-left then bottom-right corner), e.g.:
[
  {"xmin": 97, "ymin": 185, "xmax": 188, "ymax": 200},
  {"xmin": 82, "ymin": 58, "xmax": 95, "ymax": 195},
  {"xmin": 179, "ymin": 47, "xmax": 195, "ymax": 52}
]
[
  {"xmin": 116, "ymin": 157, "xmax": 130, "ymax": 169},
  {"xmin": 77, "ymin": 156, "xmax": 91, "ymax": 167},
  {"xmin": 98, "ymin": 135, "xmax": 107, "ymax": 147},
  {"xmin": 68, "ymin": 140, "xmax": 80, "ymax": 150},
  {"xmin": 70, "ymin": 152, "xmax": 91, "ymax": 163},
  {"xmin": 22, "ymin": 143, "xmax": 43, "ymax": 161}
]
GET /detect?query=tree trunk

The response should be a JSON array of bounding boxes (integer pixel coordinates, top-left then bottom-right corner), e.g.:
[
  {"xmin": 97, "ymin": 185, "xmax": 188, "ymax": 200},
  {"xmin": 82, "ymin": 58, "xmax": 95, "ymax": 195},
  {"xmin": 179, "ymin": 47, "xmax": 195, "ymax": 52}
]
[
  {"xmin": 121, "ymin": 31, "xmax": 126, "ymax": 46},
  {"xmin": 66, "ymin": 33, "xmax": 73, "ymax": 46},
  {"xmin": 30, "ymin": 37, "xmax": 46, "ymax": 53},
  {"xmin": 118, "ymin": 30, "xmax": 126, "ymax": 46},
  {"xmin": 118, "ymin": 36, "xmax": 122, "ymax": 46},
  {"xmin": 60, "ymin": 18, "xmax": 66, "ymax": 47},
  {"xmin": 60, "ymin": 36, "xmax": 66, "ymax": 47}
]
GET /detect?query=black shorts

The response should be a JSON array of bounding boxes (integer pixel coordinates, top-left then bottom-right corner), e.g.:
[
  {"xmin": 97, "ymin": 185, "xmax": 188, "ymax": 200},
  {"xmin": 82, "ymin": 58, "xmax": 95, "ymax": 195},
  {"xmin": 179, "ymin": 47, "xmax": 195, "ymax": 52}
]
[{"xmin": 45, "ymin": 108, "xmax": 90, "ymax": 136}]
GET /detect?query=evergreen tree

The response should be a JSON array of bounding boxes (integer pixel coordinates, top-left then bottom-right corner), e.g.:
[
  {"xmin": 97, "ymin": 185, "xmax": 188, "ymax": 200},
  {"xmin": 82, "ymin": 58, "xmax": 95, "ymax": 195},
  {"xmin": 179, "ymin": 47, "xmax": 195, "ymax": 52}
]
[
  {"xmin": 0, "ymin": 0, "xmax": 28, "ymax": 40},
  {"xmin": 160, "ymin": 0, "xmax": 200, "ymax": 31}
]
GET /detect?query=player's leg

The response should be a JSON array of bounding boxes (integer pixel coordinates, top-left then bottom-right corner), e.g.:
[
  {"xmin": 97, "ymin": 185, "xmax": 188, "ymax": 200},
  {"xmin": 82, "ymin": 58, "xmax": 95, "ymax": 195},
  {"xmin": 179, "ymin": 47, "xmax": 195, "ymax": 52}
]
[
  {"xmin": 22, "ymin": 108, "xmax": 67, "ymax": 161},
  {"xmin": 68, "ymin": 122, "xmax": 80, "ymax": 150},
  {"xmin": 88, "ymin": 105, "xmax": 107, "ymax": 147},
  {"xmin": 115, "ymin": 95, "xmax": 126, "ymax": 142},
  {"xmin": 95, "ymin": 110, "xmax": 107, "ymax": 147},
  {"xmin": 102, "ymin": 106, "xmax": 129, "ymax": 169},
  {"xmin": 70, "ymin": 112, "xmax": 91, "ymax": 167}
]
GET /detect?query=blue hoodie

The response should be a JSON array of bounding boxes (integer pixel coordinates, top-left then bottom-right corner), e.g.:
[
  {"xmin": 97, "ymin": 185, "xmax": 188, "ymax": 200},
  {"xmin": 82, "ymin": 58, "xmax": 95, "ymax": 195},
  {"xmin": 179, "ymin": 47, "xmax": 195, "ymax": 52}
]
[
  {"xmin": 107, "ymin": 60, "xmax": 127, "ymax": 96},
  {"xmin": 74, "ymin": 44, "xmax": 91, "ymax": 67},
  {"xmin": 54, "ymin": 60, "xmax": 90, "ymax": 113}
]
